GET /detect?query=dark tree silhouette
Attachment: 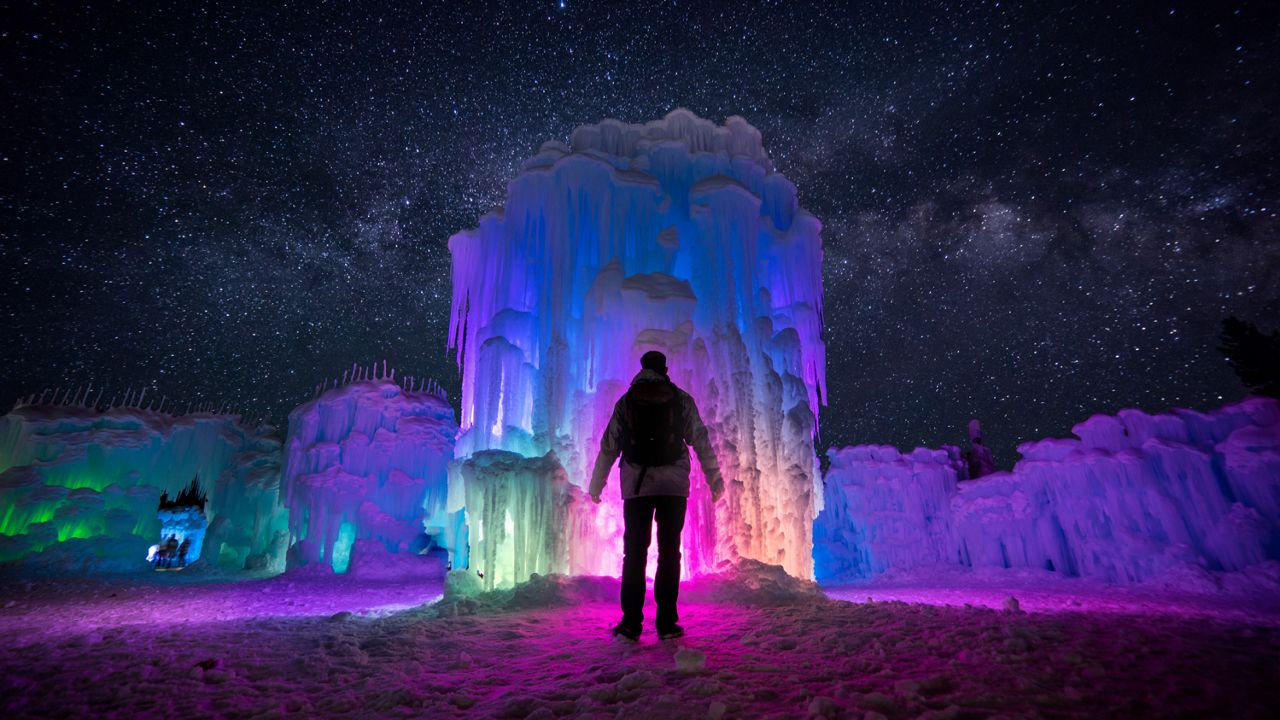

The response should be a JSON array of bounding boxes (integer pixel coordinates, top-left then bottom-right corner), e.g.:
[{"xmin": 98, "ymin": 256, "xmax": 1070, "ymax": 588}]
[
  {"xmin": 1219, "ymin": 316, "xmax": 1280, "ymax": 398},
  {"xmin": 158, "ymin": 476, "xmax": 208, "ymax": 511}
]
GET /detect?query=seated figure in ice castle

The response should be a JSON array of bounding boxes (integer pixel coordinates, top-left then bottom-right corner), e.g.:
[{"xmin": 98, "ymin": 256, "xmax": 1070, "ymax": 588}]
[{"xmin": 589, "ymin": 351, "xmax": 726, "ymax": 642}]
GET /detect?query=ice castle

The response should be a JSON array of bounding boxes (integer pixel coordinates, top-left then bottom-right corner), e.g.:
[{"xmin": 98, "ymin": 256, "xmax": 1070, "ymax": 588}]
[{"xmin": 1, "ymin": 111, "xmax": 1276, "ymax": 594}]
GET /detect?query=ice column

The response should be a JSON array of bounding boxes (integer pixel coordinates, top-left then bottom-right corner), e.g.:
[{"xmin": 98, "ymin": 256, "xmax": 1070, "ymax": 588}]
[
  {"xmin": 448, "ymin": 110, "xmax": 826, "ymax": 579},
  {"xmin": 452, "ymin": 450, "xmax": 571, "ymax": 590}
]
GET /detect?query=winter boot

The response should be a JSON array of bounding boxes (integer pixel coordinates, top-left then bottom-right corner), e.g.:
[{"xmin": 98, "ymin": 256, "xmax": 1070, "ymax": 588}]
[
  {"xmin": 612, "ymin": 621, "xmax": 641, "ymax": 642},
  {"xmin": 657, "ymin": 623, "xmax": 685, "ymax": 640}
]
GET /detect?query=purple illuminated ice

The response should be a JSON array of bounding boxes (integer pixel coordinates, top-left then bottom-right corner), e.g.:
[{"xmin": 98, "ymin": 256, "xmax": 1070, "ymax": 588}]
[
  {"xmin": 815, "ymin": 397, "xmax": 1280, "ymax": 585},
  {"xmin": 447, "ymin": 109, "xmax": 826, "ymax": 582},
  {"xmin": 281, "ymin": 369, "xmax": 457, "ymax": 574}
]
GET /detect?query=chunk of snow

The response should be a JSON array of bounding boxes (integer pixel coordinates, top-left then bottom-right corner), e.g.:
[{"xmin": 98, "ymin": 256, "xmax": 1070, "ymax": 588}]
[{"xmin": 675, "ymin": 647, "xmax": 707, "ymax": 672}]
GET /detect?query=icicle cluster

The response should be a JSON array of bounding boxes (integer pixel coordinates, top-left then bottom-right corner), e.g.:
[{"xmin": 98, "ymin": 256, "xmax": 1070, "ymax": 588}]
[
  {"xmin": 11, "ymin": 383, "xmax": 265, "ymax": 426},
  {"xmin": 448, "ymin": 109, "xmax": 825, "ymax": 579},
  {"xmin": 0, "ymin": 402, "xmax": 286, "ymax": 572},
  {"xmin": 281, "ymin": 367, "xmax": 458, "ymax": 573},
  {"xmin": 310, "ymin": 359, "xmax": 448, "ymax": 402},
  {"xmin": 814, "ymin": 397, "xmax": 1280, "ymax": 584},
  {"xmin": 452, "ymin": 450, "xmax": 571, "ymax": 590}
]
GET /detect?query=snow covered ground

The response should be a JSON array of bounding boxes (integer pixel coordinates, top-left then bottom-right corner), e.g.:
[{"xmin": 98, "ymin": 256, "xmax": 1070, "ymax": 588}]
[
  {"xmin": 824, "ymin": 563, "xmax": 1280, "ymax": 627},
  {"xmin": 1, "ymin": 563, "xmax": 1277, "ymax": 719}
]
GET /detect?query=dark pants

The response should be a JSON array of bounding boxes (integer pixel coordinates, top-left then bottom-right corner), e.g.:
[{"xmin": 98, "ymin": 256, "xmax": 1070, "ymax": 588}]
[{"xmin": 620, "ymin": 495, "xmax": 687, "ymax": 629}]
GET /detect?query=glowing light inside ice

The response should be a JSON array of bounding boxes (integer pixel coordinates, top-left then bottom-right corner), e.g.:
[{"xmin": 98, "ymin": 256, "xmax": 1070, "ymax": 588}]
[
  {"xmin": 448, "ymin": 110, "xmax": 826, "ymax": 582},
  {"xmin": 331, "ymin": 521, "xmax": 357, "ymax": 573},
  {"xmin": 0, "ymin": 405, "xmax": 287, "ymax": 571}
]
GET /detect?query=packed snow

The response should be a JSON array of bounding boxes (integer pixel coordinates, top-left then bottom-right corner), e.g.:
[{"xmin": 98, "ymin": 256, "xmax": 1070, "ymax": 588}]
[{"xmin": 1, "ymin": 561, "xmax": 1277, "ymax": 719}]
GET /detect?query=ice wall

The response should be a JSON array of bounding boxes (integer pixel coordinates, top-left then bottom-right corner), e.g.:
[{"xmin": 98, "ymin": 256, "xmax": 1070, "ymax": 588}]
[
  {"xmin": 448, "ymin": 109, "xmax": 826, "ymax": 579},
  {"xmin": 814, "ymin": 397, "xmax": 1280, "ymax": 585},
  {"xmin": 281, "ymin": 368, "xmax": 457, "ymax": 574},
  {"xmin": 0, "ymin": 398, "xmax": 286, "ymax": 574}
]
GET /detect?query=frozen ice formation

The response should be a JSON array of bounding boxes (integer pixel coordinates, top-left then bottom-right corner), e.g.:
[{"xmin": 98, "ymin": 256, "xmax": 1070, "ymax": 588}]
[
  {"xmin": 448, "ymin": 109, "xmax": 826, "ymax": 579},
  {"xmin": 449, "ymin": 450, "xmax": 572, "ymax": 589},
  {"xmin": 281, "ymin": 372, "xmax": 457, "ymax": 574},
  {"xmin": 0, "ymin": 402, "xmax": 285, "ymax": 573},
  {"xmin": 814, "ymin": 397, "xmax": 1280, "ymax": 585}
]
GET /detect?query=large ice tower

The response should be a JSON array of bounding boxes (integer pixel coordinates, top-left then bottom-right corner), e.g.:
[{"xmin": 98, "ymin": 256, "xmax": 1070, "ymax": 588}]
[{"xmin": 448, "ymin": 109, "xmax": 825, "ymax": 580}]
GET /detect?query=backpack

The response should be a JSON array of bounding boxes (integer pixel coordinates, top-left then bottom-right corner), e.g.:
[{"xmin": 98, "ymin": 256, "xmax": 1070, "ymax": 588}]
[{"xmin": 621, "ymin": 380, "xmax": 687, "ymax": 467}]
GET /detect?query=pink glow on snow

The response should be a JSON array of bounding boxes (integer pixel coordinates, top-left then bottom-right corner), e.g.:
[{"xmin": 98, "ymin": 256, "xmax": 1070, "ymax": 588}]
[
  {"xmin": 823, "ymin": 565, "xmax": 1280, "ymax": 626},
  {"xmin": 2, "ymin": 570, "xmax": 1278, "ymax": 719}
]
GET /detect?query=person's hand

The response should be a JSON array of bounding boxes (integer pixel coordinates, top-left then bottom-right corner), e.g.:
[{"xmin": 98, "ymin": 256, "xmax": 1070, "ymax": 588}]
[{"xmin": 590, "ymin": 493, "xmax": 602, "ymax": 504}]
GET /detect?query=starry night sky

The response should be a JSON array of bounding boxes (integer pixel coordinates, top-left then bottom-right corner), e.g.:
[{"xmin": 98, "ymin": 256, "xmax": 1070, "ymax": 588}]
[{"xmin": 3, "ymin": 1, "xmax": 1277, "ymax": 464}]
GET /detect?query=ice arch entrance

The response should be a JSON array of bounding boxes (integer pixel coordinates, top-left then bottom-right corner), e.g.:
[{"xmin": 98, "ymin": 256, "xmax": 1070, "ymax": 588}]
[{"xmin": 448, "ymin": 109, "xmax": 825, "ymax": 584}]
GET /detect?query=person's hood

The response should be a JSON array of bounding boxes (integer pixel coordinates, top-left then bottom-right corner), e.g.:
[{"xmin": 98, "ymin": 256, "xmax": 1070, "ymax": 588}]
[{"xmin": 631, "ymin": 368, "xmax": 669, "ymax": 384}]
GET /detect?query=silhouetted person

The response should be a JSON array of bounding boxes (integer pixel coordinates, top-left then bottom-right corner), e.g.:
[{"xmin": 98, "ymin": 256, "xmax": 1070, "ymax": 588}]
[
  {"xmin": 967, "ymin": 419, "xmax": 997, "ymax": 479},
  {"xmin": 177, "ymin": 537, "xmax": 191, "ymax": 567},
  {"xmin": 590, "ymin": 351, "xmax": 724, "ymax": 642},
  {"xmin": 163, "ymin": 534, "xmax": 179, "ymax": 569}
]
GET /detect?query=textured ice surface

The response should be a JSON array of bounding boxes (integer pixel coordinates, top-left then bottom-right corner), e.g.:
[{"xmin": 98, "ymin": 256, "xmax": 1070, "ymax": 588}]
[
  {"xmin": 0, "ymin": 403, "xmax": 285, "ymax": 574},
  {"xmin": 448, "ymin": 109, "xmax": 825, "ymax": 579},
  {"xmin": 282, "ymin": 376, "xmax": 457, "ymax": 574},
  {"xmin": 449, "ymin": 450, "xmax": 572, "ymax": 589},
  {"xmin": 815, "ymin": 397, "xmax": 1280, "ymax": 585}
]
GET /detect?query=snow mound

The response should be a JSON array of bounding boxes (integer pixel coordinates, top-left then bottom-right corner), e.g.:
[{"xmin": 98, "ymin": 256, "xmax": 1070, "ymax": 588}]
[
  {"xmin": 425, "ymin": 559, "xmax": 825, "ymax": 617},
  {"xmin": 685, "ymin": 559, "xmax": 828, "ymax": 606},
  {"xmin": 431, "ymin": 571, "xmax": 620, "ymax": 616}
]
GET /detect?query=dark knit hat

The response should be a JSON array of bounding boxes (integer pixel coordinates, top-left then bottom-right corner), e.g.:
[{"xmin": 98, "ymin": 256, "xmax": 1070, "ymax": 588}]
[{"xmin": 640, "ymin": 350, "xmax": 667, "ymax": 373}]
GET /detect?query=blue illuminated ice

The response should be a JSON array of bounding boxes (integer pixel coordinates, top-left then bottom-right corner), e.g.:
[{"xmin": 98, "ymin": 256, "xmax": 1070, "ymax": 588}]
[
  {"xmin": 0, "ymin": 397, "xmax": 286, "ymax": 574},
  {"xmin": 814, "ymin": 397, "xmax": 1280, "ymax": 586},
  {"xmin": 281, "ymin": 368, "xmax": 457, "ymax": 574}
]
